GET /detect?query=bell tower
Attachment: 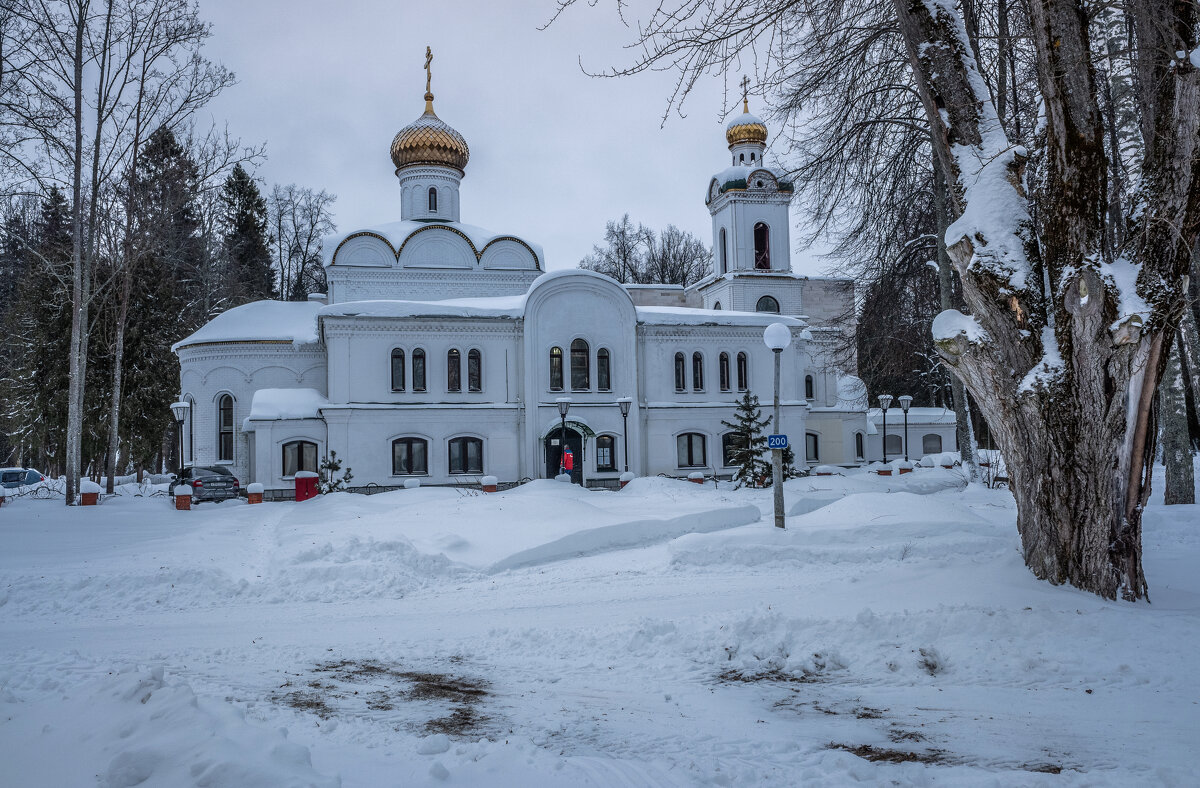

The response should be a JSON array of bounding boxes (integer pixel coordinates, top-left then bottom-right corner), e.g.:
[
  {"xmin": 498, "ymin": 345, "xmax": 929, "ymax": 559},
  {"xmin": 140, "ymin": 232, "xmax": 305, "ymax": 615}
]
[{"xmin": 697, "ymin": 82, "xmax": 799, "ymax": 315}]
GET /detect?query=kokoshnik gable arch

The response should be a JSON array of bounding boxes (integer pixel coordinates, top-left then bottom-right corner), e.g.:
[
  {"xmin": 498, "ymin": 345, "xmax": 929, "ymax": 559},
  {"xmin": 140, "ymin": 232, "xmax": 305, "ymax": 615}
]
[{"xmin": 173, "ymin": 54, "xmax": 870, "ymax": 496}]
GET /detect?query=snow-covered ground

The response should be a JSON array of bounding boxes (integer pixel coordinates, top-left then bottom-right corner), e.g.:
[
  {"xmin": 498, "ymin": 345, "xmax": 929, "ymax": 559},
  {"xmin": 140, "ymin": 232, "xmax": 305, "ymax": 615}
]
[{"xmin": 1, "ymin": 469, "xmax": 1197, "ymax": 786}]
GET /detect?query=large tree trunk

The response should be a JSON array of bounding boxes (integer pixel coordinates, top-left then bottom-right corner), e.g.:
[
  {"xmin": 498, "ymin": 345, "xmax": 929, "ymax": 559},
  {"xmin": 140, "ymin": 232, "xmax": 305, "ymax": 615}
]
[
  {"xmin": 896, "ymin": 0, "xmax": 1199, "ymax": 600},
  {"xmin": 931, "ymin": 136, "xmax": 977, "ymax": 478},
  {"xmin": 64, "ymin": 1, "xmax": 86, "ymax": 505}
]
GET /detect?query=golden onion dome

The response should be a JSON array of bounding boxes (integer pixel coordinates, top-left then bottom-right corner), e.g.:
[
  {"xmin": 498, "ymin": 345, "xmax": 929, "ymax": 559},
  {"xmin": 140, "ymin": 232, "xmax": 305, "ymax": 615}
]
[
  {"xmin": 390, "ymin": 94, "xmax": 470, "ymax": 173},
  {"xmin": 726, "ymin": 110, "xmax": 768, "ymax": 147}
]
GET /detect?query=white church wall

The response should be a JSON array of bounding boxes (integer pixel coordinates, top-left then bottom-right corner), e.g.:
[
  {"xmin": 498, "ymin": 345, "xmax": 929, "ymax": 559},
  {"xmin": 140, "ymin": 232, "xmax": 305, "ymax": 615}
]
[{"xmin": 177, "ymin": 343, "xmax": 326, "ymax": 483}]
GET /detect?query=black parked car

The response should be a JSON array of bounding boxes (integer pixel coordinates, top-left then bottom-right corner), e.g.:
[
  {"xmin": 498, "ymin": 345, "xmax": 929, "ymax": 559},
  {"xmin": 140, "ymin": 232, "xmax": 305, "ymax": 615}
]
[{"xmin": 173, "ymin": 465, "xmax": 240, "ymax": 503}]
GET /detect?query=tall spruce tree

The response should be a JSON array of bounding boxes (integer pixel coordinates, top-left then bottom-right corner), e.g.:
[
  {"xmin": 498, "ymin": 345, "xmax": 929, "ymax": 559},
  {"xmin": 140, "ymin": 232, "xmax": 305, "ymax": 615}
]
[
  {"xmin": 720, "ymin": 390, "xmax": 771, "ymax": 488},
  {"xmin": 119, "ymin": 127, "xmax": 204, "ymax": 471},
  {"xmin": 220, "ymin": 165, "xmax": 275, "ymax": 305},
  {"xmin": 0, "ymin": 189, "xmax": 73, "ymax": 473}
]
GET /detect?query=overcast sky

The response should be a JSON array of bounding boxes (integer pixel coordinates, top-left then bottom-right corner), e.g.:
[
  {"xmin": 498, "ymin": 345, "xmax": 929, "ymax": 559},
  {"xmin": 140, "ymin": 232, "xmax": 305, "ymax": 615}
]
[{"xmin": 197, "ymin": 0, "xmax": 829, "ymax": 275}]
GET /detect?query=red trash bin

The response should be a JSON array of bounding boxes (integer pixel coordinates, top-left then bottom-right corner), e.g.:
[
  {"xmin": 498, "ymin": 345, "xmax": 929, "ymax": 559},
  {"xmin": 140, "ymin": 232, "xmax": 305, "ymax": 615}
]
[{"xmin": 295, "ymin": 471, "xmax": 319, "ymax": 502}]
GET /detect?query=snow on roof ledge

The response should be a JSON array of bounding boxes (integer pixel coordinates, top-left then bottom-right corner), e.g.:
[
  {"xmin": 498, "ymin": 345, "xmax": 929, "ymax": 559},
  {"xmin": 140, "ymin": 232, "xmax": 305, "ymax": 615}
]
[
  {"xmin": 247, "ymin": 388, "xmax": 329, "ymax": 423},
  {"xmin": 172, "ymin": 301, "xmax": 322, "ymax": 351},
  {"xmin": 637, "ymin": 306, "xmax": 806, "ymax": 327}
]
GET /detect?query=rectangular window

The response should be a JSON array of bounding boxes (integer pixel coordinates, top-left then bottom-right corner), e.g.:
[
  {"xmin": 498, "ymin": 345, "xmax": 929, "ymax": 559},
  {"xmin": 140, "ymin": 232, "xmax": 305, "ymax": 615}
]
[
  {"xmin": 676, "ymin": 433, "xmax": 706, "ymax": 467},
  {"xmin": 806, "ymin": 433, "xmax": 819, "ymax": 462},
  {"xmin": 391, "ymin": 350, "xmax": 405, "ymax": 391},
  {"xmin": 283, "ymin": 440, "xmax": 318, "ymax": 477},
  {"xmin": 449, "ymin": 437, "xmax": 483, "ymax": 474},
  {"xmin": 597, "ymin": 349, "xmax": 611, "ymax": 392},
  {"xmin": 468, "ymin": 349, "xmax": 482, "ymax": 392},
  {"xmin": 392, "ymin": 438, "xmax": 428, "ymax": 475},
  {"xmin": 596, "ymin": 435, "xmax": 616, "ymax": 471},
  {"xmin": 413, "ymin": 349, "xmax": 426, "ymax": 392}
]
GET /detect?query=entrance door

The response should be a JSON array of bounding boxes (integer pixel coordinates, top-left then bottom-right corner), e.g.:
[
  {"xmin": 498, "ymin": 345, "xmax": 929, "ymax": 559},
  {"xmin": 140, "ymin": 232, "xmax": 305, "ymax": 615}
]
[{"xmin": 545, "ymin": 428, "xmax": 584, "ymax": 484}]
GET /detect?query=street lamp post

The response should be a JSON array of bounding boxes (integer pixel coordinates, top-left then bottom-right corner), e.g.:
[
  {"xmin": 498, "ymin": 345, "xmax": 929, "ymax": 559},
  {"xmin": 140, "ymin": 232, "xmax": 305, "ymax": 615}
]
[
  {"xmin": 878, "ymin": 394, "xmax": 893, "ymax": 463},
  {"xmin": 898, "ymin": 394, "xmax": 913, "ymax": 461},
  {"xmin": 556, "ymin": 397, "xmax": 571, "ymax": 481},
  {"xmin": 763, "ymin": 323, "xmax": 792, "ymax": 529},
  {"xmin": 617, "ymin": 397, "xmax": 632, "ymax": 473},
  {"xmin": 170, "ymin": 399, "xmax": 191, "ymax": 474}
]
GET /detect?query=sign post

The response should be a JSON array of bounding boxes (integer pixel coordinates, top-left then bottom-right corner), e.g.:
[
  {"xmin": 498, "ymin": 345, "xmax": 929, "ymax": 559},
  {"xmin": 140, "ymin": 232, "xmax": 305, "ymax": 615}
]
[{"xmin": 763, "ymin": 323, "xmax": 792, "ymax": 529}]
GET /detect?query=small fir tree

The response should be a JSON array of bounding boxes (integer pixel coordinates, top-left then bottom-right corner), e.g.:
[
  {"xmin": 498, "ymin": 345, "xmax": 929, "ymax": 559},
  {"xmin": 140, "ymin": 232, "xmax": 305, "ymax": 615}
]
[
  {"xmin": 319, "ymin": 450, "xmax": 353, "ymax": 493},
  {"xmin": 720, "ymin": 390, "xmax": 771, "ymax": 488}
]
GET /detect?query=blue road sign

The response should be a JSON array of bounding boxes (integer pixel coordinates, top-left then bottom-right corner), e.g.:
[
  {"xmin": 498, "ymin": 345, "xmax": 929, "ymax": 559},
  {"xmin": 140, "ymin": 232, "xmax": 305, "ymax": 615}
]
[{"xmin": 768, "ymin": 434, "xmax": 788, "ymax": 450}]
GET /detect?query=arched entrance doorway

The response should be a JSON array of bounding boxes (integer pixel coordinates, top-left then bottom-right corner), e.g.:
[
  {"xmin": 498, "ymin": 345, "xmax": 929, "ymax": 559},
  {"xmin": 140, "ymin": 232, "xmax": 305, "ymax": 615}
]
[{"xmin": 545, "ymin": 427, "xmax": 584, "ymax": 484}]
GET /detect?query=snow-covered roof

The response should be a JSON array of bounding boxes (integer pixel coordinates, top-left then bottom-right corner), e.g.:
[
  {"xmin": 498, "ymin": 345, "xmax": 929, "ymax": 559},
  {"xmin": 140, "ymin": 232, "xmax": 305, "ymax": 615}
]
[
  {"xmin": 867, "ymin": 407, "xmax": 958, "ymax": 425},
  {"xmin": 320, "ymin": 296, "xmax": 526, "ymax": 320},
  {"xmin": 172, "ymin": 301, "xmax": 322, "ymax": 351},
  {"xmin": 246, "ymin": 388, "xmax": 328, "ymax": 422},
  {"xmin": 322, "ymin": 220, "xmax": 544, "ymax": 267},
  {"xmin": 636, "ymin": 306, "xmax": 805, "ymax": 327}
]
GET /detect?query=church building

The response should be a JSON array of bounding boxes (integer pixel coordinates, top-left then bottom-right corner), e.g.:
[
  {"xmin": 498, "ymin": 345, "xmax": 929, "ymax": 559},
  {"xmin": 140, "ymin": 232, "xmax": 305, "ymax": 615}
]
[{"xmin": 173, "ymin": 60, "xmax": 868, "ymax": 495}]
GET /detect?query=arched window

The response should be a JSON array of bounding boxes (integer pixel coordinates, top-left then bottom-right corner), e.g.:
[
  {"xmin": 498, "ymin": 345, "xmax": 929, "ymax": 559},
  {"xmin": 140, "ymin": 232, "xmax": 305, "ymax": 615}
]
[
  {"xmin": 217, "ymin": 394, "xmax": 234, "ymax": 461},
  {"xmin": 428, "ymin": 186, "xmax": 437, "ymax": 212},
  {"xmin": 467, "ymin": 349, "xmax": 482, "ymax": 392},
  {"xmin": 750, "ymin": 152, "xmax": 756, "ymax": 161},
  {"xmin": 885, "ymin": 434, "xmax": 903, "ymax": 456},
  {"xmin": 739, "ymin": 153, "xmax": 745, "ymax": 163},
  {"xmin": 448, "ymin": 436, "xmax": 483, "ymax": 474},
  {"xmin": 713, "ymin": 301, "xmax": 722, "ymax": 310},
  {"xmin": 282, "ymin": 440, "xmax": 317, "ymax": 477},
  {"xmin": 721, "ymin": 431, "xmax": 747, "ymax": 467},
  {"xmin": 922, "ymin": 434, "xmax": 943, "ymax": 454},
  {"xmin": 447, "ymin": 348, "xmax": 461, "ymax": 392},
  {"xmin": 805, "ymin": 375, "xmax": 815, "ymax": 399},
  {"xmin": 549, "ymin": 346, "xmax": 563, "ymax": 391},
  {"xmin": 692, "ymin": 352, "xmax": 704, "ymax": 391},
  {"xmin": 597, "ymin": 348, "xmax": 611, "ymax": 391},
  {"xmin": 756, "ymin": 295, "xmax": 780, "ymax": 314},
  {"xmin": 392, "ymin": 437, "xmax": 428, "ymax": 475},
  {"xmin": 736, "ymin": 352, "xmax": 748, "ymax": 391},
  {"xmin": 390, "ymin": 348, "xmax": 405, "ymax": 392},
  {"xmin": 719, "ymin": 352, "xmax": 730, "ymax": 391},
  {"xmin": 855, "ymin": 432, "xmax": 865, "ymax": 460},
  {"xmin": 412, "ymin": 348, "xmax": 426, "ymax": 392},
  {"xmin": 596, "ymin": 435, "xmax": 616, "ymax": 471},
  {"xmin": 719, "ymin": 228, "xmax": 727, "ymax": 274},
  {"xmin": 805, "ymin": 432, "xmax": 819, "ymax": 462},
  {"xmin": 677, "ymin": 433, "xmax": 707, "ymax": 467},
  {"xmin": 674, "ymin": 352, "xmax": 686, "ymax": 392},
  {"xmin": 571, "ymin": 338, "xmax": 590, "ymax": 390},
  {"xmin": 754, "ymin": 222, "xmax": 770, "ymax": 269}
]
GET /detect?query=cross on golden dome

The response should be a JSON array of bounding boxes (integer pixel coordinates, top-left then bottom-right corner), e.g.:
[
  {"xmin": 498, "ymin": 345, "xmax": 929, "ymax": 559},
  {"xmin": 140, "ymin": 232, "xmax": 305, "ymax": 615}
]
[{"xmin": 390, "ymin": 47, "xmax": 470, "ymax": 173}]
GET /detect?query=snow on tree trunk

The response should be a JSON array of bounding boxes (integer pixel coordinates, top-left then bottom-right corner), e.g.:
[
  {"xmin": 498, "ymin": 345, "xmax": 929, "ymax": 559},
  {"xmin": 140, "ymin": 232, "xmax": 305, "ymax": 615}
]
[{"xmin": 897, "ymin": 0, "xmax": 1200, "ymax": 600}]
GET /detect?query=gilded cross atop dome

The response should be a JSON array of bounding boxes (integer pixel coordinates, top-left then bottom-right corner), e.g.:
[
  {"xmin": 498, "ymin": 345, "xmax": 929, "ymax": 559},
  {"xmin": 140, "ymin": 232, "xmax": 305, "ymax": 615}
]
[
  {"xmin": 725, "ymin": 76, "xmax": 768, "ymax": 148},
  {"xmin": 424, "ymin": 46, "xmax": 434, "ymax": 104},
  {"xmin": 390, "ymin": 46, "xmax": 470, "ymax": 173}
]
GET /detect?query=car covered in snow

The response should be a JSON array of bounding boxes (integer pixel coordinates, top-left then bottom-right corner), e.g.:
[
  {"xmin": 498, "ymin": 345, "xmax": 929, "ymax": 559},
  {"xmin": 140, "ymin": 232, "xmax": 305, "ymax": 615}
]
[
  {"xmin": 172, "ymin": 465, "xmax": 241, "ymax": 503},
  {"xmin": 1, "ymin": 467, "xmax": 46, "ymax": 488}
]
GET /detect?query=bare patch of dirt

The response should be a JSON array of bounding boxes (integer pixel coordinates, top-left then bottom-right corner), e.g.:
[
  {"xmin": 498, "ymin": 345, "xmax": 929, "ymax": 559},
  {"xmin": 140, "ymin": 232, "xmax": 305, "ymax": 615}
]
[
  {"xmin": 717, "ymin": 668, "xmax": 816, "ymax": 685},
  {"xmin": 830, "ymin": 742, "xmax": 946, "ymax": 765},
  {"xmin": 268, "ymin": 658, "xmax": 491, "ymax": 737}
]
